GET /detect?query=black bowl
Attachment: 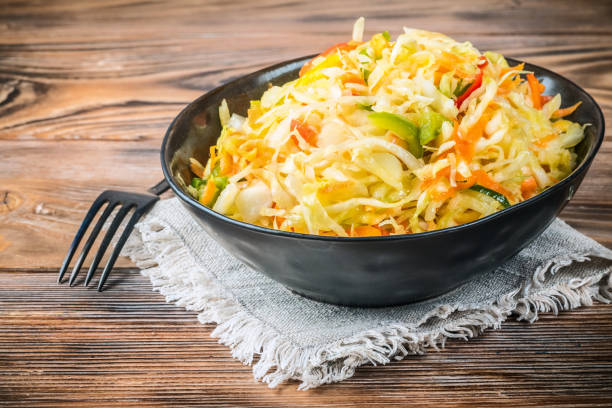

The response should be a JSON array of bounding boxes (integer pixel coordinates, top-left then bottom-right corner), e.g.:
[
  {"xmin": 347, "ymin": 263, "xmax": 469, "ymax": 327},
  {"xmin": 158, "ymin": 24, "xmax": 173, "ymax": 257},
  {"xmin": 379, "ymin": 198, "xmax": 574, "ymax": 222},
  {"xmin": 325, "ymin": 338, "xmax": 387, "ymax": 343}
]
[{"xmin": 161, "ymin": 56, "xmax": 604, "ymax": 307}]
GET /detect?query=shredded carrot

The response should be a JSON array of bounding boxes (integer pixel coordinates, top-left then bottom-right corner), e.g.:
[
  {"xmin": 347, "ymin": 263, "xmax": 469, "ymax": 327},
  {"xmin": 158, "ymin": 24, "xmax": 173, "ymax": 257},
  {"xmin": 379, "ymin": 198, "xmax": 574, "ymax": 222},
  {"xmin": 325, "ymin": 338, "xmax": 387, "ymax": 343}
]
[
  {"xmin": 496, "ymin": 86, "xmax": 510, "ymax": 96},
  {"xmin": 422, "ymin": 166, "xmax": 459, "ymax": 202},
  {"xmin": 454, "ymin": 136, "xmax": 476, "ymax": 162},
  {"xmin": 534, "ymin": 133, "xmax": 558, "ymax": 148},
  {"xmin": 238, "ymin": 142, "xmax": 258, "ymax": 161},
  {"xmin": 471, "ymin": 169, "xmax": 513, "ymax": 198},
  {"xmin": 209, "ymin": 145, "xmax": 218, "ymax": 168},
  {"xmin": 527, "ymin": 73, "xmax": 544, "ymax": 109},
  {"xmin": 421, "ymin": 166, "xmax": 450, "ymax": 191},
  {"xmin": 521, "ymin": 176, "xmax": 538, "ymax": 199},
  {"xmin": 498, "ymin": 72, "xmax": 522, "ymax": 94},
  {"xmin": 292, "ymin": 225, "xmax": 308, "ymax": 234},
  {"xmin": 247, "ymin": 105, "xmax": 263, "ymax": 122},
  {"xmin": 353, "ymin": 225, "xmax": 383, "ymax": 237},
  {"xmin": 451, "ymin": 120, "xmax": 475, "ymax": 162},
  {"xmin": 453, "ymin": 169, "xmax": 509, "ymax": 197},
  {"xmin": 552, "ymin": 101, "xmax": 582, "ymax": 119},
  {"xmin": 341, "ymin": 71, "xmax": 366, "ymax": 86},
  {"xmin": 291, "ymin": 119, "xmax": 318, "ymax": 146},
  {"xmin": 453, "ymin": 128, "xmax": 476, "ymax": 162},
  {"xmin": 463, "ymin": 115, "xmax": 488, "ymax": 143},
  {"xmin": 189, "ymin": 158, "xmax": 205, "ymax": 178},
  {"xmin": 424, "ymin": 124, "xmax": 509, "ymax": 202},
  {"xmin": 199, "ymin": 179, "xmax": 217, "ymax": 205},
  {"xmin": 439, "ymin": 51, "xmax": 473, "ymax": 77},
  {"xmin": 500, "ymin": 63, "xmax": 525, "ymax": 76},
  {"xmin": 231, "ymin": 157, "xmax": 242, "ymax": 174},
  {"xmin": 455, "ymin": 172, "xmax": 478, "ymax": 190},
  {"xmin": 279, "ymin": 223, "xmax": 293, "ymax": 232},
  {"xmin": 220, "ymin": 153, "xmax": 233, "ymax": 175},
  {"xmin": 433, "ymin": 71, "xmax": 442, "ymax": 85},
  {"xmin": 432, "ymin": 187, "xmax": 456, "ymax": 202},
  {"xmin": 441, "ymin": 51, "xmax": 466, "ymax": 64}
]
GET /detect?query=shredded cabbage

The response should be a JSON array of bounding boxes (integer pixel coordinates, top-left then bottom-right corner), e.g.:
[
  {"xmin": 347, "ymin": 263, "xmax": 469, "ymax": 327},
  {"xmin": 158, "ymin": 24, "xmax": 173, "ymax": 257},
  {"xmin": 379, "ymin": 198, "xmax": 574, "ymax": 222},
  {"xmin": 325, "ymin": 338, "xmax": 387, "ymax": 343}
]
[{"xmin": 188, "ymin": 20, "xmax": 587, "ymax": 237}]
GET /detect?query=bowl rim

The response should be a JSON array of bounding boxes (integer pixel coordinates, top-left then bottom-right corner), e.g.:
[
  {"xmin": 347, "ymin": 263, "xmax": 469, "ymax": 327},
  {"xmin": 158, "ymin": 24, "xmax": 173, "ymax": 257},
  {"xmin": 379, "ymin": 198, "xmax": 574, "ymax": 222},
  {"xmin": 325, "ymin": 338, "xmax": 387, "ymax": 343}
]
[{"xmin": 161, "ymin": 55, "xmax": 605, "ymax": 242}]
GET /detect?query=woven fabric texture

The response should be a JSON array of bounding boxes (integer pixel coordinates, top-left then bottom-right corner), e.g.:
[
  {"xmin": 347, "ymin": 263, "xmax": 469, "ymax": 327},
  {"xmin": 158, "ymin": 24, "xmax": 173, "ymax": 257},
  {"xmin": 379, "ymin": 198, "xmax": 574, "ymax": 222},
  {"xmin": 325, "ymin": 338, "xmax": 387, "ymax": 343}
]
[{"xmin": 124, "ymin": 198, "xmax": 612, "ymax": 389}]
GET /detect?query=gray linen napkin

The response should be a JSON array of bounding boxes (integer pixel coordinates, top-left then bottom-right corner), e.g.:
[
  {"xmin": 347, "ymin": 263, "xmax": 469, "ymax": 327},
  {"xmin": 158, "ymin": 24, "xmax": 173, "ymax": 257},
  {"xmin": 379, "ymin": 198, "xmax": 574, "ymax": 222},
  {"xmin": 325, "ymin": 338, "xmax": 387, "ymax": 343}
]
[{"xmin": 123, "ymin": 198, "xmax": 612, "ymax": 389}]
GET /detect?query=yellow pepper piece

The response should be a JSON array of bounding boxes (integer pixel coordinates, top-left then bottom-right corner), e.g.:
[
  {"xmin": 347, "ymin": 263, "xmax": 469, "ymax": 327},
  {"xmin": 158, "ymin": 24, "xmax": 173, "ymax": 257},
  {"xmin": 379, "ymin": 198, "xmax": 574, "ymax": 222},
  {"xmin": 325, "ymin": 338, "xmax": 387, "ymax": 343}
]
[
  {"xmin": 370, "ymin": 33, "xmax": 389, "ymax": 58},
  {"xmin": 297, "ymin": 54, "xmax": 341, "ymax": 86}
]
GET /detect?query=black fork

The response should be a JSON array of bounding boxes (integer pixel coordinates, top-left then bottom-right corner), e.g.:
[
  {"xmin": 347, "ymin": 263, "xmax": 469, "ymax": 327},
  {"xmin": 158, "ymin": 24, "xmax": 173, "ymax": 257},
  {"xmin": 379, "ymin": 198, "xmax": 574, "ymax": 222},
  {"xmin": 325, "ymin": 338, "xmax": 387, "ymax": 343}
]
[{"xmin": 57, "ymin": 179, "xmax": 170, "ymax": 291}]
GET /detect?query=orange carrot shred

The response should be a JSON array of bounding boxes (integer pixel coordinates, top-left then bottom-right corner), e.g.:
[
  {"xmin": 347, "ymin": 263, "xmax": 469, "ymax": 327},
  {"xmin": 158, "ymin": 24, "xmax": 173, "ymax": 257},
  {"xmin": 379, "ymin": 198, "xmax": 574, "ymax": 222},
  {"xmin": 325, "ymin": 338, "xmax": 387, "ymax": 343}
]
[
  {"xmin": 534, "ymin": 133, "xmax": 557, "ymax": 148},
  {"xmin": 527, "ymin": 73, "xmax": 543, "ymax": 109},
  {"xmin": 354, "ymin": 225, "xmax": 383, "ymax": 237},
  {"xmin": 189, "ymin": 158, "xmax": 205, "ymax": 178},
  {"xmin": 209, "ymin": 145, "xmax": 218, "ymax": 168},
  {"xmin": 472, "ymin": 169, "xmax": 513, "ymax": 198},
  {"xmin": 199, "ymin": 179, "xmax": 217, "ymax": 205},
  {"xmin": 521, "ymin": 176, "xmax": 538, "ymax": 199},
  {"xmin": 341, "ymin": 71, "xmax": 366, "ymax": 86},
  {"xmin": 291, "ymin": 119, "xmax": 318, "ymax": 146},
  {"xmin": 220, "ymin": 153, "xmax": 233, "ymax": 175},
  {"xmin": 552, "ymin": 101, "xmax": 582, "ymax": 119}
]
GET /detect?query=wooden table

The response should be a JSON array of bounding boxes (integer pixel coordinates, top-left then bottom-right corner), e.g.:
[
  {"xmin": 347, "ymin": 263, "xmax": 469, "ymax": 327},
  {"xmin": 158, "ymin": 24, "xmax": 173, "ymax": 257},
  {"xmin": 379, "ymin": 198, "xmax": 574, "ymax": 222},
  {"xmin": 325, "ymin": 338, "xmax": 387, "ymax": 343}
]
[{"xmin": 1, "ymin": 1, "xmax": 611, "ymax": 406}]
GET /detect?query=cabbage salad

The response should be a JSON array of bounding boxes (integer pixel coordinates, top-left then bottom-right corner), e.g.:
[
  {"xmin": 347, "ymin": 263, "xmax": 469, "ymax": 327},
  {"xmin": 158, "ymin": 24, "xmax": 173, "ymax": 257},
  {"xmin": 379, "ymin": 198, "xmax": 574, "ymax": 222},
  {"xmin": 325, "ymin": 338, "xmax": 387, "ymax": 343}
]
[{"xmin": 187, "ymin": 18, "xmax": 585, "ymax": 237}]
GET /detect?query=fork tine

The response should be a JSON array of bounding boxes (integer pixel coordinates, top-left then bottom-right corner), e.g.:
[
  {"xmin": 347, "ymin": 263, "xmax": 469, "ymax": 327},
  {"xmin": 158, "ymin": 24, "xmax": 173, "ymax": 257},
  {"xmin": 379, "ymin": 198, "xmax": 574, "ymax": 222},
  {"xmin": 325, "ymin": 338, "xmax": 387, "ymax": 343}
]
[
  {"xmin": 83, "ymin": 204, "xmax": 133, "ymax": 287},
  {"xmin": 96, "ymin": 208, "xmax": 146, "ymax": 291},
  {"xmin": 58, "ymin": 194, "xmax": 108, "ymax": 284},
  {"xmin": 67, "ymin": 201, "xmax": 119, "ymax": 286}
]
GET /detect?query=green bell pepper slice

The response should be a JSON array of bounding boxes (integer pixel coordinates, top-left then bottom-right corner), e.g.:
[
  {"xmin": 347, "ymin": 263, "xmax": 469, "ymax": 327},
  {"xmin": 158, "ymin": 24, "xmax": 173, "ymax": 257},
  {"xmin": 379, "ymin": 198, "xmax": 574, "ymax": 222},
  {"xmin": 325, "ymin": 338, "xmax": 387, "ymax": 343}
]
[
  {"xmin": 419, "ymin": 110, "xmax": 449, "ymax": 145},
  {"xmin": 368, "ymin": 112, "xmax": 422, "ymax": 158},
  {"xmin": 191, "ymin": 176, "xmax": 205, "ymax": 189}
]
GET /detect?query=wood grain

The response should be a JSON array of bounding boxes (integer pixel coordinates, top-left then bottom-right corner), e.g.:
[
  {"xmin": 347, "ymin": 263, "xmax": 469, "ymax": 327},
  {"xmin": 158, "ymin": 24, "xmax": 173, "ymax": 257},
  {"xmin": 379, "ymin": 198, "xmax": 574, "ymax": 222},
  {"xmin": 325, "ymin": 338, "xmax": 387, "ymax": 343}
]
[
  {"xmin": 1, "ymin": 0, "xmax": 611, "ymax": 406},
  {"xmin": 1, "ymin": 271, "xmax": 612, "ymax": 408}
]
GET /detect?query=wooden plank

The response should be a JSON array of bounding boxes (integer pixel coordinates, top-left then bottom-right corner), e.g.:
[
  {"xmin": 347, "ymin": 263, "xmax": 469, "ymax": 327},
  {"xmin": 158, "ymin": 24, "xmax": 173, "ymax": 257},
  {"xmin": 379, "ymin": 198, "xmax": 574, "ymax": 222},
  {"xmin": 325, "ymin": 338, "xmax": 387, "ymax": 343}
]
[
  {"xmin": 0, "ymin": 140, "xmax": 165, "ymax": 268},
  {"xmin": 0, "ymin": 271, "xmax": 611, "ymax": 407},
  {"xmin": 1, "ymin": 0, "xmax": 611, "ymax": 405}
]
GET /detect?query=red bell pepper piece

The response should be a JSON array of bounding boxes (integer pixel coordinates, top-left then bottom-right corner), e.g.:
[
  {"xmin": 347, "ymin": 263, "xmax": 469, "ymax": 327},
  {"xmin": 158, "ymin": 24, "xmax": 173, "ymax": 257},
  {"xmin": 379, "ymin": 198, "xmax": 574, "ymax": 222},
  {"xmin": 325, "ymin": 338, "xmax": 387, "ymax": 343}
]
[{"xmin": 455, "ymin": 57, "xmax": 488, "ymax": 108}]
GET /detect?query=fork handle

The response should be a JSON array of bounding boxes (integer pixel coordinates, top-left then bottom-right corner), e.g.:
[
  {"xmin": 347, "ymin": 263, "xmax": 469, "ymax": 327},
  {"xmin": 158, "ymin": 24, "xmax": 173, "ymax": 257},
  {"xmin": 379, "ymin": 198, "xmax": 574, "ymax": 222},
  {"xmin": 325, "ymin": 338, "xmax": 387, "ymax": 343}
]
[{"xmin": 147, "ymin": 179, "xmax": 170, "ymax": 196}]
